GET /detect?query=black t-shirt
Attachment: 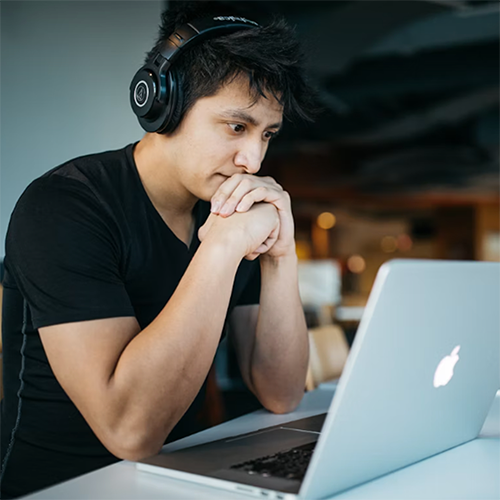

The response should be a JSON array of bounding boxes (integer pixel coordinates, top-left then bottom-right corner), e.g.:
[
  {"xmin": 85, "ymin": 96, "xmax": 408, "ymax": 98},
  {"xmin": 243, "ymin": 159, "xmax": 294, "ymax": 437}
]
[{"xmin": 0, "ymin": 143, "xmax": 260, "ymax": 498}]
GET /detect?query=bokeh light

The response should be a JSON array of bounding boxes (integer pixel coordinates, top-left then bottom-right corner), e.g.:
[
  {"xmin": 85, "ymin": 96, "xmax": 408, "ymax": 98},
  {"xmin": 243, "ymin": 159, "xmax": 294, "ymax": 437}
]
[
  {"xmin": 381, "ymin": 236, "xmax": 398, "ymax": 253},
  {"xmin": 397, "ymin": 234, "xmax": 413, "ymax": 251},
  {"xmin": 317, "ymin": 212, "xmax": 336, "ymax": 229},
  {"xmin": 347, "ymin": 255, "xmax": 366, "ymax": 274}
]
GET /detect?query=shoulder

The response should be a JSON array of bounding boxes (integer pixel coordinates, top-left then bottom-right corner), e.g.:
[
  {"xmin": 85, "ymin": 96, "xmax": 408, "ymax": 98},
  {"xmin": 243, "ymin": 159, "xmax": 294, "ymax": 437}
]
[{"xmin": 13, "ymin": 144, "xmax": 137, "ymax": 219}]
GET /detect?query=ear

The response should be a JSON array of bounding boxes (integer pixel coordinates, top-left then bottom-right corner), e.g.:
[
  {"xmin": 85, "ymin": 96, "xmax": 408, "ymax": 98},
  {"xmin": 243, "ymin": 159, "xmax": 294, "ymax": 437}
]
[{"xmin": 451, "ymin": 345, "xmax": 461, "ymax": 356}]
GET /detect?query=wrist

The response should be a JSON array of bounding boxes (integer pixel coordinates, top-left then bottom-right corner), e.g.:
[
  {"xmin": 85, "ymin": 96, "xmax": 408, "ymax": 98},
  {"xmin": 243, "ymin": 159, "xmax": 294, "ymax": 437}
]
[
  {"xmin": 200, "ymin": 229, "xmax": 246, "ymax": 264},
  {"xmin": 260, "ymin": 251, "xmax": 298, "ymax": 269}
]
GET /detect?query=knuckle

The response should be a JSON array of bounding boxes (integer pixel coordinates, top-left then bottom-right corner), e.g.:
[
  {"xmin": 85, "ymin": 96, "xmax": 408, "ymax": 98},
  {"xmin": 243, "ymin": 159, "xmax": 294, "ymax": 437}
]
[
  {"xmin": 220, "ymin": 185, "xmax": 233, "ymax": 196},
  {"xmin": 240, "ymin": 193, "xmax": 253, "ymax": 204},
  {"xmin": 265, "ymin": 176, "xmax": 281, "ymax": 188},
  {"xmin": 227, "ymin": 196, "xmax": 239, "ymax": 206},
  {"xmin": 240, "ymin": 178, "xmax": 252, "ymax": 190}
]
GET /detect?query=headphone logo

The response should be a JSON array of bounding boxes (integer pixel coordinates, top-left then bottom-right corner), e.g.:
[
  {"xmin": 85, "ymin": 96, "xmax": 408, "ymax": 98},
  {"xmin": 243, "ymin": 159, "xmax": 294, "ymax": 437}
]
[
  {"xmin": 213, "ymin": 16, "xmax": 259, "ymax": 26},
  {"xmin": 134, "ymin": 81, "xmax": 149, "ymax": 107}
]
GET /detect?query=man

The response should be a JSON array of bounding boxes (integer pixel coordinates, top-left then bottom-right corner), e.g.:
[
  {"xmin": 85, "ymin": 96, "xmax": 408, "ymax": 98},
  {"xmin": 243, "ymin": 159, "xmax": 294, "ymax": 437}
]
[{"xmin": 0, "ymin": 3, "xmax": 315, "ymax": 498}]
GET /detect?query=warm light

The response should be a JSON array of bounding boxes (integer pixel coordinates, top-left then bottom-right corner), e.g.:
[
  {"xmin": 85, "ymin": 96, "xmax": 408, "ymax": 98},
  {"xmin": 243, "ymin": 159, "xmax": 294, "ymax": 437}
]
[
  {"xmin": 317, "ymin": 212, "xmax": 336, "ymax": 229},
  {"xmin": 397, "ymin": 234, "xmax": 413, "ymax": 252},
  {"xmin": 295, "ymin": 241, "xmax": 312, "ymax": 260},
  {"xmin": 381, "ymin": 236, "xmax": 397, "ymax": 253},
  {"xmin": 347, "ymin": 255, "xmax": 366, "ymax": 274}
]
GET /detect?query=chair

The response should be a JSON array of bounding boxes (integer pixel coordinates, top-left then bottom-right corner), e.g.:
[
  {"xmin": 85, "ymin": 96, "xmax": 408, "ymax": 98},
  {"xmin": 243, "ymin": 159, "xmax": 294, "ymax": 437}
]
[{"xmin": 305, "ymin": 324, "xmax": 349, "ymax": 391}]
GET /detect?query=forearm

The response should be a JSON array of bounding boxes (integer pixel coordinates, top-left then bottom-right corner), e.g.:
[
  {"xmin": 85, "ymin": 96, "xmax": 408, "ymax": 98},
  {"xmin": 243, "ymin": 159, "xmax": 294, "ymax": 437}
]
[
  {"xmin": 101, "ymin": 238, "xmax": 241, "ymax": 459},
  {"xmin": 251, "ymin": 253, "xmax": 309, "ymax": 414}
]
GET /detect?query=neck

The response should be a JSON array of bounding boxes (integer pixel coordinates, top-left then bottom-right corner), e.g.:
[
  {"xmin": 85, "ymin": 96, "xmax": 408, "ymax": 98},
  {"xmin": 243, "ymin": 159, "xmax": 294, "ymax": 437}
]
[
  {"xmin": 133, "ymin": 134, "xmax": 198, "ymax": 247},
  {"xmin": 133, "ymin": 133, "xmax": 197, "ymax": 217}
]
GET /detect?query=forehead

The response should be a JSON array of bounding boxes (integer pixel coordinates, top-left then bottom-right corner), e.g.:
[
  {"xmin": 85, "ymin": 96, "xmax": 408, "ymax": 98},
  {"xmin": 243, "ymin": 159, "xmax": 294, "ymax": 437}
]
[{"xmin": 197, "ymin": 76, "xmax": 283, "ymax": 124}]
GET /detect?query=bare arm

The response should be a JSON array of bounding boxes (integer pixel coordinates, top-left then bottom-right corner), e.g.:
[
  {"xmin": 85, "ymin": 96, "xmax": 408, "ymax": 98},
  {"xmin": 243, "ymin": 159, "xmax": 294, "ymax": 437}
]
[
  {"xmin": 213, "ymin": 174, "xmax": 309, "ymax": 414},
  {"xmin": 39, "ymin": 203, "xmax": 279, "ymax": 461},
  {"xmin": 230, "ymin": 254, "xmax": 309, "ymax": 414}
]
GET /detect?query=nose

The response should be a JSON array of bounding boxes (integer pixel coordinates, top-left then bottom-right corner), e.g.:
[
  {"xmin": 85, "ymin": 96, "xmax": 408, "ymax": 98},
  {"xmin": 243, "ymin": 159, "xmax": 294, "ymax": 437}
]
[{"xmin": 234, "ymin": 139, "xmax": 265, "ymax": 174}]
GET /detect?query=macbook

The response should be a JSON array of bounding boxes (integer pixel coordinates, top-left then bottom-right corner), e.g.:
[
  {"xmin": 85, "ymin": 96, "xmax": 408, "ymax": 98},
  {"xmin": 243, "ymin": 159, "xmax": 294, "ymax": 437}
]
[{"xmin": 137, "ymin": 259, "xmax": 500, "ymax": 499}]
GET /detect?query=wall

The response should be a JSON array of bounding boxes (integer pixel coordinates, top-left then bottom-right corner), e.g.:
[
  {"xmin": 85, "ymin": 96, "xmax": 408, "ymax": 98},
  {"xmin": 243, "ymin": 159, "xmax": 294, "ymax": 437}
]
[{"xmin": 0, "ymin": 0, "xmax": 164, "ymax": 257}]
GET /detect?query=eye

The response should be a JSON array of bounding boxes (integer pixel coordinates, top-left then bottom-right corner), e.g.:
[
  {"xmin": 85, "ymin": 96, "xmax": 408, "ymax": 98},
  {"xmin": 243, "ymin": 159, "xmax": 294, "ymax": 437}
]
[
  {"xmin": 228, "ymin": 123, "xmax": 245, "ymax": 134},
  {"xmin": 263, "ymin": 130, "xmax": 279, "ymax": 141}
]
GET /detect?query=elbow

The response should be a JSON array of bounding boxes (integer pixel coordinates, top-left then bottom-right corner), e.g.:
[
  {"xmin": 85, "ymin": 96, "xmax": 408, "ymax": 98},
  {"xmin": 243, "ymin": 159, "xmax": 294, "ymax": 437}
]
[
  {"xmin": 112, "ymin": 442, "xmax": 161, "ymax": 462},
  {"xmin": 251, "ymin": 374, "xmax": 306, "ymax": 415},
  {"xmin": 99, "ymin": 425, "xmax": 167, "ymax": 462},
  {"xmin": 261, "ymin": 393, "xmax": 304, "ymax": 415}
]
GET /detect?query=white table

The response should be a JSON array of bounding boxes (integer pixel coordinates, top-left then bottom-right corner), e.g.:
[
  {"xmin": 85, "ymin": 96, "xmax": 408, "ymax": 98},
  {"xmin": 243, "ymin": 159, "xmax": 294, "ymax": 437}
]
[{"xmin": 23, "ymin": 389, "xmax": 500, "ymax": 500}]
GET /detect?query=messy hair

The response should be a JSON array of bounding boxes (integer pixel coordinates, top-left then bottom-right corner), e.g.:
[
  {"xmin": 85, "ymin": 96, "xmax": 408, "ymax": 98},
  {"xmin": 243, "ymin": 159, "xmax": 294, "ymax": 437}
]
[{"xmin": 146, "ymin": 1, "xmax": 317, "ymax": 133}]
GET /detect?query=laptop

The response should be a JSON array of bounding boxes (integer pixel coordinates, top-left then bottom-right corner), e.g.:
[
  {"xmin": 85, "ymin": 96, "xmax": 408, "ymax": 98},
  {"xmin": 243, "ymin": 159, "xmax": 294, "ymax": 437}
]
[{"xmin": 137, "ymin": 259, "xmax": 500, "ymax": 499}]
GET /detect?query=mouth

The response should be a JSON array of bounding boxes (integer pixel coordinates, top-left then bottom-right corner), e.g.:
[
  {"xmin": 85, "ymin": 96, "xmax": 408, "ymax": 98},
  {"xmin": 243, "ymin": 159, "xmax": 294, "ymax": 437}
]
[{"xmin": 214, "ymin": 173, "xmax": 230, "ymax": 183}]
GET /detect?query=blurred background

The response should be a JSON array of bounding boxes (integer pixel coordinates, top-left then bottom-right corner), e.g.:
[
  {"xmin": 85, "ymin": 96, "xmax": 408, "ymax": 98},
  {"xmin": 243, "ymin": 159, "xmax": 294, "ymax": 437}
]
[{"xmin": 1, "ymin": 0, "xmax": 499, "ymax": 418}]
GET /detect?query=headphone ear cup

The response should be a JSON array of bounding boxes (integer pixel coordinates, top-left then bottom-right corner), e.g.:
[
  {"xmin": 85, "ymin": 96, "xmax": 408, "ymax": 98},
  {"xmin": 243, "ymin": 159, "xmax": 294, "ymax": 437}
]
[
  {"xmin": 130, "ymin": 68, "xmax": 159, "ymax": 119},
  {"xmin": 130, "ymin": 66, "xmax": 170, "ymax": 133},
  {"xmin": 161, "ymin": 69, "xmax": 184, "ymax": 135}
]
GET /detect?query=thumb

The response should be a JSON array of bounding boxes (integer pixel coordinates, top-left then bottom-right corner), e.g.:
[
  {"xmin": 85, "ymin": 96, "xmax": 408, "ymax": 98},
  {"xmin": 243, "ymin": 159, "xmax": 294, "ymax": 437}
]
[{"xmin": 198, "ymin": 213, "xmax": 217, "ymax": 242}]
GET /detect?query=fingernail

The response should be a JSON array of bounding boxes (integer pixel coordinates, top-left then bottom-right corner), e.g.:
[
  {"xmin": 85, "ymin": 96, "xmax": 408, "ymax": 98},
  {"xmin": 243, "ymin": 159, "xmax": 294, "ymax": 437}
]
[{"xmin": 211, "ymin": 201, "xmax": 221, "ymax": 213}]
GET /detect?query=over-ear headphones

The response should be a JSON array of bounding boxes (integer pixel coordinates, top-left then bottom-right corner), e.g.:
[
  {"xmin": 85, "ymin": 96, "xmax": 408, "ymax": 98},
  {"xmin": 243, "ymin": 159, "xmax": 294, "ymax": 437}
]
[{"xmin": 130, "ymin": 16, "xmax": 260, "ymax": 134}]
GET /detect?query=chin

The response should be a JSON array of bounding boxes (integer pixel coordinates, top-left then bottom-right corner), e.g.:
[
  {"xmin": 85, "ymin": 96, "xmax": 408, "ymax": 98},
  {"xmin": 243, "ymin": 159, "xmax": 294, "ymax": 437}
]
[
  {"xmin": 204, "ymin": 174, "xmax": 228, "ymax": 199},
  {"xmin": 197, "ymin": 187, "xmax": 217, "ymax": 203}
]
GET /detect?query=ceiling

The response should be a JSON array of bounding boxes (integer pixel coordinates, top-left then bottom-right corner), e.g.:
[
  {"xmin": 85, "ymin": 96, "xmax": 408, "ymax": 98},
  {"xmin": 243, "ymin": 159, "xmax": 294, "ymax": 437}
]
[{"xmin": 173, "ymin": 1, "xmax": 500, "ymax": 200}]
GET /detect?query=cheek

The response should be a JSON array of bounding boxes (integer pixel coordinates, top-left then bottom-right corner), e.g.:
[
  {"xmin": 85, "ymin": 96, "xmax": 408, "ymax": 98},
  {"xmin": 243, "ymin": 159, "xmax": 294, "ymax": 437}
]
[{"xmin": 176, "ymin": 127, "xmax": 236, "ymax": 185}]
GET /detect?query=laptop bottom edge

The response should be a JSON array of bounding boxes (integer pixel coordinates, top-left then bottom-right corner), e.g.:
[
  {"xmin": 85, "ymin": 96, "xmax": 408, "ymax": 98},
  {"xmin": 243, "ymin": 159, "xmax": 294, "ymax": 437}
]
[{"xmin": 137, "ymin": 462, "xmax": 300, "ymax": 500}]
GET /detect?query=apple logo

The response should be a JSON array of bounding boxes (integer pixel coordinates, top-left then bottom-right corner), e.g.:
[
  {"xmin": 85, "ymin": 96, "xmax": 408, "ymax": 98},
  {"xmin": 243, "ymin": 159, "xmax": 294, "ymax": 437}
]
[{"xmin": 433, "ymin": 346, "xmax": 460, "ymax": 388}]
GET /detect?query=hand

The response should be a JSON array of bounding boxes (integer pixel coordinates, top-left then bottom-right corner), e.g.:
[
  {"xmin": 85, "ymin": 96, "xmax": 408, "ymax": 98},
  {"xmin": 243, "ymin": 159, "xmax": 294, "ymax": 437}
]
[
  {"xmin": 199, "ymin": 203, "xmax": 280, "ymax": 261},
  {"xmin": 210, "ymin": 174, "xmax": 295, "ymax": 259}
]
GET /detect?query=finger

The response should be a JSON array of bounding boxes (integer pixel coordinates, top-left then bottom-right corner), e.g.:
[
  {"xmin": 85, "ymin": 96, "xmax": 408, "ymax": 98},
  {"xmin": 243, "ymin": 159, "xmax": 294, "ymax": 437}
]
[
  {"xmin": 235, "ymin": 187, "xmax": 272, "ymax": 213},
  {"xmin": 244, "ymin": 220, "xmax": 279, "ymax": 259},
  {"xmin": 198, "ymin": 213, "xmax": 216, "ymax": 241},
  {"xmin": 244, "ymin": 252, "xmax": 260, "ymax": 261},
  {"xmin": 237, "ymin": 188, "xmax": 290, "ymax": 217},
  {"xmin": 218, "ymin": 178, "xmax": 262, "ymax": 217},
  {"xmin": 251, "ymin": 240, "xmax": 275, "ymax": 257},
  {"xmin": 254, "ymin": 241, "xmax": 272, "ymax": 253},
  {"xmin": 211, "ymin": 174, "xmax": 245, "ymax": 214},
  {"xmin": 254, "ymin": 229, "xmax": 279, "ymax": 255},
  {"xmin": 213, "ymin": 175, "xmax": 284, "ymax": 216}
]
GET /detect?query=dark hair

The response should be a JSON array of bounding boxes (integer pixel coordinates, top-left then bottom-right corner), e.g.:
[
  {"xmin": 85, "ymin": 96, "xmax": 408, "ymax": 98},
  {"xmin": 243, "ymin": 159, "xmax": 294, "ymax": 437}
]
[{"xmin": 146, "ymin": 1, "xmax": 317, "ymax": 133}]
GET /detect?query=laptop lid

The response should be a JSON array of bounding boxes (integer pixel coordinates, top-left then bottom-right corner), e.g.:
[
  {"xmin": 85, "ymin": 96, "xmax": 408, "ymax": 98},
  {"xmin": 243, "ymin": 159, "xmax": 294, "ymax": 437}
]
[{"xmin": 300, "ymin": 259, "xmax": 500, "ymax": 499}]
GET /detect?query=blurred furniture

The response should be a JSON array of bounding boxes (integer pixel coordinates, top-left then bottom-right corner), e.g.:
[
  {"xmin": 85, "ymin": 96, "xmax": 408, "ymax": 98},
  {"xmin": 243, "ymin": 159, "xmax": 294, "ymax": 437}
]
[
  {"xmin": 306, "ymin": 324, "xmax": 350, "ymax": 391},
  {"xmin": 298, "ymin": 259, "xmax": 341, "ymax": 327}
]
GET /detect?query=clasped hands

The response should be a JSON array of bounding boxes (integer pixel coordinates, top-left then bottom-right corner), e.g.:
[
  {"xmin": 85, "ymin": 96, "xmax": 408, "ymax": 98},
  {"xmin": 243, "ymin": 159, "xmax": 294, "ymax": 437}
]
[{"xmin": 198, "ymin": 174, "xmax": 295, "ymax": 261}]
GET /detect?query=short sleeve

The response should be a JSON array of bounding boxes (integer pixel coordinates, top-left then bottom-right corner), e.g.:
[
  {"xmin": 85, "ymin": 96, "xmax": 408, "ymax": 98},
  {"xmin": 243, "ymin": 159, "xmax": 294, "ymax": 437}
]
[{"xmin": 5, "ymin": 176, "xmax": 135, "ymax": 329}]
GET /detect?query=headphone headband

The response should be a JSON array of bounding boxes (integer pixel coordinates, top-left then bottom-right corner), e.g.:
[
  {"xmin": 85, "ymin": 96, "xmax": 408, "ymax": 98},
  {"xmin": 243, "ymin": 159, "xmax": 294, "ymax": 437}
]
[
  {"xmin": 160, "ymin": 16, "xmax": 259, "ymax": 61},
  {"xmin": 130, "ymin": 16, "xmax": 260, "ymax": 134}
]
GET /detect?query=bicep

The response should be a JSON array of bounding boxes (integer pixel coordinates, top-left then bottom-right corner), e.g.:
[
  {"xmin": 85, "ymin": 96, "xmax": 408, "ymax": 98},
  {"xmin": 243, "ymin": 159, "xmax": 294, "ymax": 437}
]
[
  {"xmin": 39, "ymin": 316, "xmax": 140, "ymax": 422},
  {"xmin": 228, "ymin": 304, "xmax": 259, "ymax": 392}
]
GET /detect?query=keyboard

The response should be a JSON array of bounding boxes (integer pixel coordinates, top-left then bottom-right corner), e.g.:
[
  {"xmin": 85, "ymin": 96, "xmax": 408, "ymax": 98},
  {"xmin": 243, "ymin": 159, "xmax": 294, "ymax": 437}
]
[{"xmin": 230, "ymin": 441, "xmax": 317, "ymax": 481}]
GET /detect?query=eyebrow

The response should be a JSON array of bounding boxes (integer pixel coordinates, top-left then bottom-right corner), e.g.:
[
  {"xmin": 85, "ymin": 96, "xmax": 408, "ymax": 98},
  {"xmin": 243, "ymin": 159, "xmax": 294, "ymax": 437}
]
[{"xmin": 219, "ymin": 109, "xmax": 282, "ymax": 131}]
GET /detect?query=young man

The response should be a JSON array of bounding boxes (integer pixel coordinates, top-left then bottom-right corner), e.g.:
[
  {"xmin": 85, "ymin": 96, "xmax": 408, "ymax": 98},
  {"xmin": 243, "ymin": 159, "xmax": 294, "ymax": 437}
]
[{"xmin": 0, "ymin": 3, "xmax": 315, "ymax": 498}]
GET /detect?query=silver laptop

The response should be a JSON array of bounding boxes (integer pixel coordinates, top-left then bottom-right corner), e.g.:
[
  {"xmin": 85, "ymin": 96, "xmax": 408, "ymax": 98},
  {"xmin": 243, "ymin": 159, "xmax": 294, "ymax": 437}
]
[{"xmin": 137, "ymin": 259, "xmax": 500, "ymax": 499}]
